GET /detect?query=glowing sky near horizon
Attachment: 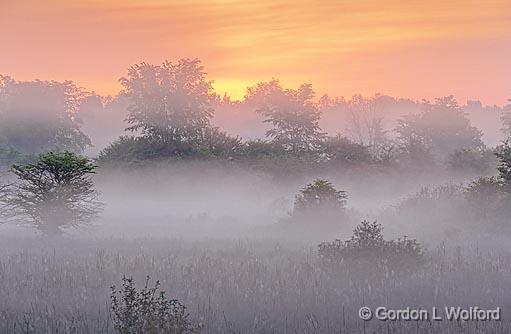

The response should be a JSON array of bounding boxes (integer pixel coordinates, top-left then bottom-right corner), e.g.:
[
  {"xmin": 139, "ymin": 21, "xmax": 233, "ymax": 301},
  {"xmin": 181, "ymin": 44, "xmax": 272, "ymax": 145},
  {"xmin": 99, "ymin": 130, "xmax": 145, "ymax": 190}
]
[{"xmin": 1, "ymin": 0, "xmax": 510, "ymax": 104}]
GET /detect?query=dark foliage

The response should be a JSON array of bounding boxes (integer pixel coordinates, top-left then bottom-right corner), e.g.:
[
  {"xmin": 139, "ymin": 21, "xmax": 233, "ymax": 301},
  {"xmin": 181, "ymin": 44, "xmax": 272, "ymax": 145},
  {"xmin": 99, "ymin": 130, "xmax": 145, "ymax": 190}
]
[
  {"xmin": 496, "ymin": 141, "xmax": 511, "ymax": 190},
  {"xmin": 290, "ymin": 179, "xmax": 349, "ymax": 225},
  {"xmin": 318, "ymin": 221, "xmax": 424, "ymax": 273},
  {"xmin": 0, "ymin": 151, "xmax": 102, "ymax": 235},
  {"xmin": 321, "ymin": 135, "xmax": 373, "ymax": 166},
  {"xmin": 98, "ymin": 128, "xmax": 242, "ymax": 165},
  {"xmin": 110, "ymin": 276, "xmax": 196, "ymax": 334}
]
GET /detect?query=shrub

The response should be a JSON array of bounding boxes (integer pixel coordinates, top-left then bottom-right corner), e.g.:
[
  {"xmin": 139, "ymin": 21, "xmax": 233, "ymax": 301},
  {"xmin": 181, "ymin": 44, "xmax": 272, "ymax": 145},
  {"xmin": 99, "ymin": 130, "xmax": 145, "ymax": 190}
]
[
  {"xmin": 294, "ymin": 179, "xmax": 347, "ymax": 213},
  {"xmin": 110, "ymin": 276, "xmax": 196, "ymax": 334},
  {"xmin": 191, "ymin": 127, "xmax": 243, "ymax": 158},
  {"xmin": 98, "ymin": 136, "xmax": 195, "ymax": 165},
  {"xmin": 318, "ymin": 221, "xmax": 424, "ymax": 272},
  {"xmin": 98, "ymin": 129, "xmax": 242, "ymax": 165},
  {"xmin": 289, "ymin": 179, "xmax": 349, "ymax": 225}
]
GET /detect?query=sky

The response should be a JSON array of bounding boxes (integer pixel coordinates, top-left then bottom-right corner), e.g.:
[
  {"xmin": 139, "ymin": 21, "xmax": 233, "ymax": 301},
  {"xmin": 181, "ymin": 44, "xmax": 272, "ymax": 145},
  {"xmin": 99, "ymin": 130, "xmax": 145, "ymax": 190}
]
[{"xmin": 1, "ymin": 0, "xmax": 510, "ymax": 104}]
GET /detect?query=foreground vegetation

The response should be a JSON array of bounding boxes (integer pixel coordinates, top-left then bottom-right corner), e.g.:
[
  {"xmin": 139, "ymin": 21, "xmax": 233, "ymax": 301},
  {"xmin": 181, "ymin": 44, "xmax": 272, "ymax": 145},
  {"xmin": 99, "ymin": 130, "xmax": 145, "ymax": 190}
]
[{"xmin": 0, "ymin": 236, "xmax": 509, "ymax": 334}]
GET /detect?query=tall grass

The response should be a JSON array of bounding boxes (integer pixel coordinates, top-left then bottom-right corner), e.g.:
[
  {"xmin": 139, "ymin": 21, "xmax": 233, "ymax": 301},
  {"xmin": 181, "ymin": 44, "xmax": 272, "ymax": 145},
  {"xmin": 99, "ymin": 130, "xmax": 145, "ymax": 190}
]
[{"xmin": 0, "ymin": 237, "xmax": 509, "ymax": 333}]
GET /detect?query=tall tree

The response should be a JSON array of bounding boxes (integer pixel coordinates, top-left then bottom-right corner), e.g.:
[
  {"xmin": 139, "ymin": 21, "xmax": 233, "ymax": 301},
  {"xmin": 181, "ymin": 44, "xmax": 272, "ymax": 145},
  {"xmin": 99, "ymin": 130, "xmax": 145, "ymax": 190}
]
[
  {"xmin": 121, "ymin": 59, "xmax": 215, "ymax": 144},
  {"xmin": 395, "ymin": 96, "xmax": 484, "ymax": 160},
  {"xmin": 246, "ymin": 79, "xmax": 325, "ymax": 153},
  {"xmin": 345, "ymin": 94, "xmax": 390, "ymax": 148},
  {"xmin": 0, "ymin": 75, "xmax": 91, "ymax": 154}
]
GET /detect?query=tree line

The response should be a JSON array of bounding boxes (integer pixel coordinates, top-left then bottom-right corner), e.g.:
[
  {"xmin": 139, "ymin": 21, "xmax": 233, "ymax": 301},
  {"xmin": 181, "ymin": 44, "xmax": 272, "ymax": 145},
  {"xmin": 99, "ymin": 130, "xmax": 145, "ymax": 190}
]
[{"xmin": 1, "ymin": 59, "xmax": 510, "ymax": 170}]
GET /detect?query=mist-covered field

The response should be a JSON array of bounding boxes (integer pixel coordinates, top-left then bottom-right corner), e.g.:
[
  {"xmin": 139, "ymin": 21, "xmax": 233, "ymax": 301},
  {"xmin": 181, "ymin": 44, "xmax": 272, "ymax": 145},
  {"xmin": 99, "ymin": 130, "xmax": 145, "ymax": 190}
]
[
  {"xmin": 1, "ymin": 236, "xmax": 511, "ymax": 334},
  {"xmin": 1, "ymin": 57, "xmax": 511, "ymax": 334}
]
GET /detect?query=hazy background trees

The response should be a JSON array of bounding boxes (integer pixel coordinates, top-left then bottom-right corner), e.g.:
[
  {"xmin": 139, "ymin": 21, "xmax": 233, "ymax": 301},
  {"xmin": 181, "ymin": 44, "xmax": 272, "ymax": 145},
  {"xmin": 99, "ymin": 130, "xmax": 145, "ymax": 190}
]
[
  {"xmin": 245, "ymin": 79, "xmax": 325, "ymax": 154},
  {"xmin": 0, "ymin": 75, "xmax": 91, "ymax": 155},
  {"xmin": 121, "ymin": 59, "xmax": 215, "ymax": 144},
  {"xmin": 395, "ymin": 96, "xmax": 485, "ymax": 163}
]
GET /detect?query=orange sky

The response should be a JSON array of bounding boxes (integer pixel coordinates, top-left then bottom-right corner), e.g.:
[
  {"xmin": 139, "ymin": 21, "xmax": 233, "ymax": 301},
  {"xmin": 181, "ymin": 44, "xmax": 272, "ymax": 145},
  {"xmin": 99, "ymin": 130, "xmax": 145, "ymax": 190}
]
[{"xmin": 1, "ymin": 0, "xmax": 510, "ymax": 104}]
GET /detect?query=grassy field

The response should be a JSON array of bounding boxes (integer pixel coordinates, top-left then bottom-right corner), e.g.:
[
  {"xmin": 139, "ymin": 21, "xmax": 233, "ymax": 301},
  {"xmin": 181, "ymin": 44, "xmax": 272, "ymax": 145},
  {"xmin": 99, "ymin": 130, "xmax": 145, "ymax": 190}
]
[{"xmin": 0, "ymin": 236, "xmax": 509, "ymax": 334}]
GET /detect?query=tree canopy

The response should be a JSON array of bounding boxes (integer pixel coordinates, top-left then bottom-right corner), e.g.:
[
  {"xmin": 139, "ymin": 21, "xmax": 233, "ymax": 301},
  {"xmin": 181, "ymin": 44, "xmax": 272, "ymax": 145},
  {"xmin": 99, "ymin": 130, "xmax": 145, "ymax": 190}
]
[
  {"xmin": 0, "ymin": 75, "xmax": 91, "ymax": 154},
  {"xmin": 246, "ymin": 79, "xmax": 325, "ymax": 153},
  {"xmin": 395, "ymin": 96, "xmax": 484, "ymax": 160},
  {"xmin": 121, "ymin": 59, "xmax": 215, "ymax": 144},
  {"xmin": 0, "ymin": 151, "xmax": 102, "ymax": 235}
]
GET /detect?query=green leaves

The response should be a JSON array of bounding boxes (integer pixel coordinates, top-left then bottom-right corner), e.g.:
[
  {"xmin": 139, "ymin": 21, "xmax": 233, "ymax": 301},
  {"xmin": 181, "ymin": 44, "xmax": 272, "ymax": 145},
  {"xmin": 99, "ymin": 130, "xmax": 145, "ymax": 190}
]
[{"xmin": 2, "ymin": 151, "xmax": 102, "ymax": 235}]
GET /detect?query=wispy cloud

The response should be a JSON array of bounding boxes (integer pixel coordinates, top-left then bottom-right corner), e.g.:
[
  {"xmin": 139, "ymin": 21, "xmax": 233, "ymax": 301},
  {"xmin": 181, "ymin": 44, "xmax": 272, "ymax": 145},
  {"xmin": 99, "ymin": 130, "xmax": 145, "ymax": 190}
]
[{"xmin": 1, "ymin": 0, "xmax": 510, "ymax": 102}]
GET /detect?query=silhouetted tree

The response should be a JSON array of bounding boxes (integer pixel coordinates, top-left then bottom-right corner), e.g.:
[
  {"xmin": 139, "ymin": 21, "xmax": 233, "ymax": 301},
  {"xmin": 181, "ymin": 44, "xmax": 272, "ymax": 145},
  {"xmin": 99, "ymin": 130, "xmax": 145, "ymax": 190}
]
[
  {"xmin": 1, "ymin": 152, "xmax": 102, "ymax": 235},
  {"xmin": 246, "ymin": 79, "xmax": 325, "ymax": 153},
  {"xmin": 395, "ymin": 96, "xmax": 484, "ymax": 161},
  {"xmin": 0, "ymin": 75, "xmax": 91, "ymax": 154},
  {"xmin": 121, "ymin": 59, "xmax": 215, "ymax": 144}
]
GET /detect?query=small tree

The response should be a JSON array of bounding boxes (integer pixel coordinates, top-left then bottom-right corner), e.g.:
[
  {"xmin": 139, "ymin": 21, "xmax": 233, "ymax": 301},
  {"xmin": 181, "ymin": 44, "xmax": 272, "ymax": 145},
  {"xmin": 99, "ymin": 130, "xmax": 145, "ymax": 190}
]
[
  {"xmin": 290, "ymin": 179, "xmax": 349, "ymax": 226},
  {"xmin": 110, "ymin": 276, "xmax": 196, "ymax": 334},
  {"xmin": 294, "ymin": 179, "xmax": 347, "ymax": 213},
  {"xmin": 1, "ymin": 151, "xmax": 102, "ymax": 235}
]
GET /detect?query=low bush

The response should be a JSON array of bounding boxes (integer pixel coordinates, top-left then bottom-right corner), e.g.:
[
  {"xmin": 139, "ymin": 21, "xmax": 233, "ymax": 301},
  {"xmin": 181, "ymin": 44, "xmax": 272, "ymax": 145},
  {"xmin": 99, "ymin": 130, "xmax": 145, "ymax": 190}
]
[
  {"xmin": 110, "ymin": 276, "xmax": 196, "ymax": 334},
  {"xmin": 318, "ymin": 221, "xmax": 424, "ymax": 273},
  {"xmin": 290, "ymin": 179, "xmax": 349, "ymax": 225}
]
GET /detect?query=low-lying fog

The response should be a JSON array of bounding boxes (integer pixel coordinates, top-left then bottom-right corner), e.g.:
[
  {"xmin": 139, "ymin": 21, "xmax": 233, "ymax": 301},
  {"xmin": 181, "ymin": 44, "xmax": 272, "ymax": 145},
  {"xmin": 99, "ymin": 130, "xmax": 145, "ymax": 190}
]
[{"xmin": 1, "ymin": 160, "xmax": 501, "ymax": 251}]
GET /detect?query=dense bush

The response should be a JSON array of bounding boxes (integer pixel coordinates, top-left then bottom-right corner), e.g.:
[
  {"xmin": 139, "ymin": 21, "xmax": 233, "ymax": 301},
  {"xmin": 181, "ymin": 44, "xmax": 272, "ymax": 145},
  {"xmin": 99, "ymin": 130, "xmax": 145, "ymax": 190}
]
[
  {"xmin": 110, "ymin": 276, "xmax": 196, "ymax": 334},
  {"xmin": 321, "ymin": 135, "xmax": 373, "ymax": 165},
  {"xmin": 98, "ymin": 128, "xmax": 242, "ymax": 165},
  {"xmin": 289, "ymin": 179, "xmax": 349, "ymax": 225},
  {"xmin": 318, "ymin": 221, "xmax": 424, "ymax": 272}
]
